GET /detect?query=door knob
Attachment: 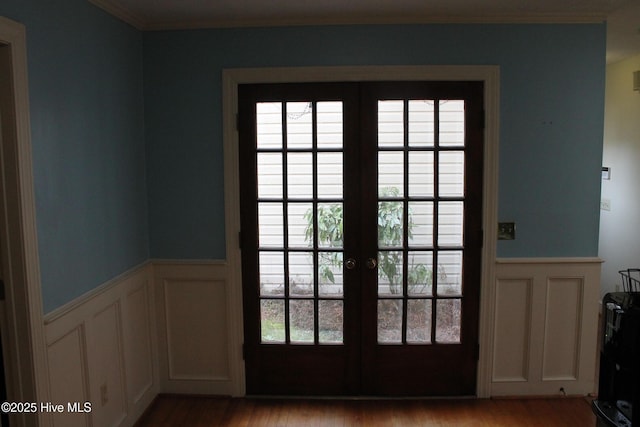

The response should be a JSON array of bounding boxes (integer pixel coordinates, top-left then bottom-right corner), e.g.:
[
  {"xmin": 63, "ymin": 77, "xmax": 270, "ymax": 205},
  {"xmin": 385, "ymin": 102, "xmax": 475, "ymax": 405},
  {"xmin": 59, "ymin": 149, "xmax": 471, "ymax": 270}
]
[
  {"xmin": 366, "ymin": 258, "xmax": 377, "ymax": 270},
  {"xmin": 345, "ymin": 258, "xmax": 357, "ymax": 270}
]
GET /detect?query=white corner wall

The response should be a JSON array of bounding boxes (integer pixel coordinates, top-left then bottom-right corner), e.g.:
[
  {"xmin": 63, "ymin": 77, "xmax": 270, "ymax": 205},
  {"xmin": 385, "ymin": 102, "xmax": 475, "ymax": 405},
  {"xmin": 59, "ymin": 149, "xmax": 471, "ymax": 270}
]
[{"xmin": 599, "ymin": 54, "xmax": 640, "ymax": 295}]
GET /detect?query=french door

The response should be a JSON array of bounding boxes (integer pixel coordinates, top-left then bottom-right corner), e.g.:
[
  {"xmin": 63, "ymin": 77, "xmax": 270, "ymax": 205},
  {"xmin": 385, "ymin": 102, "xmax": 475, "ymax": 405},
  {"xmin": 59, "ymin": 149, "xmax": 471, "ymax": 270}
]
[{"xmin": 239, "ymin": 81, "xmax": 484, "ymax": 396}]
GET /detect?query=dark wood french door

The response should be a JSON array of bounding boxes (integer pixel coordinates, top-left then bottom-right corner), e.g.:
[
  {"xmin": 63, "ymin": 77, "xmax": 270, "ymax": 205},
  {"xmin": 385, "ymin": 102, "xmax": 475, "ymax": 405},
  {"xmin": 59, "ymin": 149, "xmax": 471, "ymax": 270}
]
[{"xmin": 239, "ymin": 81, "xmax": 484, "ymax": 396}]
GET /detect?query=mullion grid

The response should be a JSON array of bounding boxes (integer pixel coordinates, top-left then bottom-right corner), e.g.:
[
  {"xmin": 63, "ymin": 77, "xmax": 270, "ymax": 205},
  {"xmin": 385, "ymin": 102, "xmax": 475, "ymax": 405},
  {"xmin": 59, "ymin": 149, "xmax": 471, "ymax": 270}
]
[
  {"xmin": 256, "ymin": 102, "xmax": 290, "ymax": 344},
  {"xmin": 255, "ymin": 101, "xmax": 307, "ymax": 345},
  {"xmin": 285, "ymin": 101, "xmax": 341, "ymax": 345},
  {"xmin": 433, "ymin": 99, "xmax": 466, "ymax": 344},
  {"xmin": 406, "ymin": 99, "xmax": 441, "ymax": 345},
  {"xmin": 285, "ymin": 100, "xmax": 319, "ymax": 345},
  {"xmin": 257, "ymin": 100, "xmax": 346, "ymax": 346},
  {"xmin": 376, "ymin": 98, "xmax": 466, "ymax": 345},
  {"xmin": 401, "ymin": 98, "xmax": 450, "ymax": 345},
  {"xmin": 314, "ymin": 101, "xmax": 346, "ymax": 344},
  {"xmin": 378, "ymin": 99, "xmax": 441, "ymax": 345}
]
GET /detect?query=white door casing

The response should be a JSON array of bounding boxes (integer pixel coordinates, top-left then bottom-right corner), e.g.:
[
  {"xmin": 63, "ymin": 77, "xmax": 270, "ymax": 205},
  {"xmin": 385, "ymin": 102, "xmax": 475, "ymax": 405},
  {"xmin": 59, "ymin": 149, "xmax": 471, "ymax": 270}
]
[
  {"xmin": 222, "ymin": 66, "xmax": 500, "ymax": 397},
  {"xmin": 0, "ymin": 15, "xmax": 50, "ymax": 427}
]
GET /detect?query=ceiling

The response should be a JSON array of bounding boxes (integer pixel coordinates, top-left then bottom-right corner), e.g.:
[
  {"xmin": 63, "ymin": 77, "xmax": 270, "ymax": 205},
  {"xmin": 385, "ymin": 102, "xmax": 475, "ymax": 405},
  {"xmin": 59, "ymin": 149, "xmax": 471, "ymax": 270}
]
[{"xmin": 90, "ymin": 0, "xmax": 640, "ymax": 63}]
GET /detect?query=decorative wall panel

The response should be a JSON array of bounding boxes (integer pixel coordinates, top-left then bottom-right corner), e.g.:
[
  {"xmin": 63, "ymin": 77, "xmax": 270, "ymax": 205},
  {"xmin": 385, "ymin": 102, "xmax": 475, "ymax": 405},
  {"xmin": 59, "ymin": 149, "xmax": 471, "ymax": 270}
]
[
  {"xmin": 493, "ymin": 279, "xmax": 532, "ymax": 382},
  {"xmin": 44, "ymin": 264, "xmax": 157, "ymax": 427},
  {"xmin": 490, "ymin": 259, "xmax": 601, "ymax": 397},
  {"xmin": 47, "ymin": 327, "xmax": 90, "ymax": 427}
]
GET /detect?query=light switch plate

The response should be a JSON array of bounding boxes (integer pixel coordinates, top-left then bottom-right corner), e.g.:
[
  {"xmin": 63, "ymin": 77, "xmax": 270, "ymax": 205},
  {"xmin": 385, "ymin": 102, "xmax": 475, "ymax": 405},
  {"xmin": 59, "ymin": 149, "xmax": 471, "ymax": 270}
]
[{"xmin": 498, "ymin": 222, "xmax": 516, "ymax": 240}]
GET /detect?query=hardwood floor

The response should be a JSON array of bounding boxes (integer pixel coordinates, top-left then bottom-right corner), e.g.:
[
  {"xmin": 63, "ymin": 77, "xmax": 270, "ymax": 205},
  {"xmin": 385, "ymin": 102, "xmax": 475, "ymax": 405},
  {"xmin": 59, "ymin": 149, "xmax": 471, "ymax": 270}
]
[{"xmin": 135, "ymin": 395, "xmax": 597, "ymax": 426}]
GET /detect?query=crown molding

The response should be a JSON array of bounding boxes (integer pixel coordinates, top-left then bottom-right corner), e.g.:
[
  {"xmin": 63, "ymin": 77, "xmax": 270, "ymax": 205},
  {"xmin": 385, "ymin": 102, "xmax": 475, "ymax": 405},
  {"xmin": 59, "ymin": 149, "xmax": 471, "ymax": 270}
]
[
  {"xmin": 142, "ymin": 13, "xmax": 607, "ymax": 31},
  {"xmin": 88, "ymin": 0, "xmax": 146, "ymax": 30},
  {"xmin": 87, "ymin": 0, "xmax": 606, "ymax": 32}
]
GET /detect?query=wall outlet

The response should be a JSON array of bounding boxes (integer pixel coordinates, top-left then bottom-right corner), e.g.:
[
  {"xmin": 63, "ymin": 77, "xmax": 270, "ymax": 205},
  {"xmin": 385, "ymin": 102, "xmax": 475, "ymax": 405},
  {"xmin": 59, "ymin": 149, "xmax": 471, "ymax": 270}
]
[
  {"xmin": 601, "ymin": 199, "xmax": 611, "ymax": 211},
  {"xmin": 100, "ymin": 383, "xmax": 109, "ymax": 406},
  {"xmin": 498, "ymin": 222, "xmax": 516, "ymax": 240}
]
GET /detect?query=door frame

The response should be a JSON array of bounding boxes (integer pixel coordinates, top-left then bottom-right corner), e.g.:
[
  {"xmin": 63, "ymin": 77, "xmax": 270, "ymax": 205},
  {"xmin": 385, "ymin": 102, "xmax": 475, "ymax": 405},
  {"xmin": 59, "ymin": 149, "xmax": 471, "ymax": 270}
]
[
  {"xmin": 222, "ymin": 65, "xmax": 499, "ymax": 397},
  {"xmin": 0, "ymin": 16, "xmax": 50, "ymax": 427}
]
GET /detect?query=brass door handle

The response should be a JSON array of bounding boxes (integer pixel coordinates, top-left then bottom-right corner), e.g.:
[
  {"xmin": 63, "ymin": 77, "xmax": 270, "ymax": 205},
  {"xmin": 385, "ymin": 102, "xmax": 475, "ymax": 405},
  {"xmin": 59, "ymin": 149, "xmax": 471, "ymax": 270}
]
[
  {"xmin": 345, "ymin": 258, "xmax": 357, "ymax": 270},
  {"xmin": 366, "ymin": 258, "xmax": 377, "ymax": 270}
]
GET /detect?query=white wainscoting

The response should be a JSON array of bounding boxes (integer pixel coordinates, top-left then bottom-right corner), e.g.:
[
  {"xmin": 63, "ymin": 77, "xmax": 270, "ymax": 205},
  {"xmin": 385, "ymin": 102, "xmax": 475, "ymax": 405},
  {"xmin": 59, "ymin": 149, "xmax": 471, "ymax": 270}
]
[
  {"xmin": 43, "ymin": 263, "xmax": 158, "ymax": 427},
  {"xmin": 151, "ymin": 260, "xmax": 243, "ymax": 396},
  {"xmin": 490, "ymin": 258, "xmax": 601, "ymax": 396},
  {"xmin": 41, "ymin": 256, "xmax": 602, "ymax": 426}
]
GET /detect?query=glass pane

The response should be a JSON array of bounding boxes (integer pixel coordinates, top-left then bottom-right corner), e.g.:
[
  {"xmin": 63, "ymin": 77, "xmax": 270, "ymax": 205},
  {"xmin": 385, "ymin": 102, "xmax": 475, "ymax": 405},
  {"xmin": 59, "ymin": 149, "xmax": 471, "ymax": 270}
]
[
  {"xmin": 317, "ymin": 101, "xmax": 343, "ymax": 149},
  {"xmin": 287, "ymin": 152, "xmax": 313, "ymax": 199},
  {"xmin": 436, "ymin": 299, "xmax": 461, "ymax": 343},
  {"xmin": 316, "ymin": 203, "xmax": 343, "ymax": 248},
  {"xmin": 438, "ymin": 201, "xmax": 463, "ymax": 247},
  {"xmin": 261, "ymin": 299, "xmax": 285, "ymax": 343},
  {"xmin": 377, "ymin": 251, "xmax": 403, "ymax": 296},
  {"xmin": 289, "ymin": 252, "xmax": 314, "ymax": 296},
  {"xmin": 408, "ymin": 151, "xmax": 434, "ymax": 197},
  {"xmin": 290, "ymin": 300, "xmax": 315, "ymax": 343},
  {"xmin": 378, "ymin": 100, "xmax": 404, "ymax": 147},
  {"xmin": 378, "ymin": 299, "xmax": 403, "ymax": 343},
  {"xmin": 257, "ymin": 153, "xmax": 282, "ymax": 199},
  {"xmin": 439, "ymin": 151, "xmax": 464, "ymax": 197},
  {"xmin": 258, "ymin": 202, "xmax": 283, "ymax": 248},
  {"xmin": 407, "ymin": 299, "xmax": 432, "ymax": 343},
  {"xmin": 378, "ymin": 201, "xmax": 404, "ymax": 248},
  {"xmin": 439, "ymin": 100, "xmax": 465, "ymax": 147},
  {"xmin": 317, "ymin": 152, "xmax": 343, "ymax": 199},
  {"xmin": 286, "ymin": 101, "xmax": 312, "ymax": 149},
  {"xmin": 409, "ymin": 100, "xmax": 434, "ymax": 147},
  {"xmin": 288, "ymin": 202, "xmax": 313, "ymax": 248},
  {"xmin": 256, "ymin": 102, "xmax": 282, "ymax": 149},
  {"xmin": 408, "ymin": 202, "xmax": 433, "ymax": 247},
  {"xmin": 259, "ymin": 251, "xmax": 284, "ymax": 296},
  {"xmin": 407, "ymin": 251, "xmax": 433, "ymax": 296},
  {"xmin": 378, "ymin": 152, "xmax": 404, "ymax": 197},
  {"xmin": 319, "ymin": 300, "xmax": 343, "ymax": 343},
  {"xmin": 318, "ymin": 252, "xmax": 343, "ymax": 297},
  {"xmin": 438, "ymin": 251, "xmax": 463, "ymax": 296}
]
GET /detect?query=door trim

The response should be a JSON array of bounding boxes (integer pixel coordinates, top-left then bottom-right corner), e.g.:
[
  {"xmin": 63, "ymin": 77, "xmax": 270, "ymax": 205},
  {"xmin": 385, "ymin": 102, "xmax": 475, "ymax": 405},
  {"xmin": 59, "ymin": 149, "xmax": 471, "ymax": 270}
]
[
  {"xmin": 0, "ymin": 16, "xmax": 50, "ymax": 426},
  {"xmin": 223, "ymin": 65, "xmax": 499, "ymax": 397}
]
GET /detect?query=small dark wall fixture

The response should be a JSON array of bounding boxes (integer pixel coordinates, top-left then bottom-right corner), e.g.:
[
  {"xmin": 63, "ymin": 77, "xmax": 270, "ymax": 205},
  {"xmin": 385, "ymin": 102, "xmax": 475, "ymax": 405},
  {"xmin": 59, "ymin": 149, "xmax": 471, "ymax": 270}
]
[{"xmin": 498, "ymin": 222, "xmax": 516, "ymax": 240}]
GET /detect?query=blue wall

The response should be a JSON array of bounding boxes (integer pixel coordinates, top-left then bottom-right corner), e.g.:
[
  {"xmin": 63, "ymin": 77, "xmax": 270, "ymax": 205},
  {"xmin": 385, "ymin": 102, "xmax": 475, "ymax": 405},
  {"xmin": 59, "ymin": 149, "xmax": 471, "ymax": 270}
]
[
  {"xmin": 0, "ymin": 0, "xmax": 607, "ymax": 313},
  {"xmin": 144, "ymin": 24, "xmax": 606, "ymax": 259},
  {"xmin": 0, "ymin": 0, "xmax": 149, "ymax": 313}
]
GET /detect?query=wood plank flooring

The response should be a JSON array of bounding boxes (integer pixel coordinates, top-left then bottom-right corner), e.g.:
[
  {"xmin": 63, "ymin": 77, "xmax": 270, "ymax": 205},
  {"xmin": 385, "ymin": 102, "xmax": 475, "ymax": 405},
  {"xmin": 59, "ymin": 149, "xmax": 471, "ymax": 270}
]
[{"xmin": 135, "ymin": 395, "xmax": 597, "ymax": 426}]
